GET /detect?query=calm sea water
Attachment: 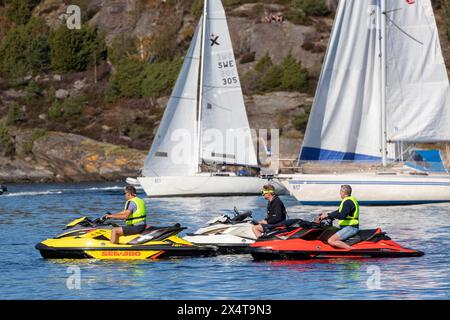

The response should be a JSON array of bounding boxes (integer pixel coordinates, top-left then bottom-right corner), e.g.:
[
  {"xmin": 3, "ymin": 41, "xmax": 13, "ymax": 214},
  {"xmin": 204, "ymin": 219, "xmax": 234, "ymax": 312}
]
[{"xmin": 0, "ymin": 182, "xmax": 449, "ymax": 300}]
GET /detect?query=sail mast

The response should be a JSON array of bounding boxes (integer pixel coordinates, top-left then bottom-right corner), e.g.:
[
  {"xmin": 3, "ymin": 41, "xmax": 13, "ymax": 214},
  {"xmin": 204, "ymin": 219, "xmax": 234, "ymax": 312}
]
[
  {"xmin": 196, "ymin": 0, "xmax": 208, "ymax": 174},
  {"xmin": 380, "ymin": 0, "xmax": 388, "ymax": 166}
]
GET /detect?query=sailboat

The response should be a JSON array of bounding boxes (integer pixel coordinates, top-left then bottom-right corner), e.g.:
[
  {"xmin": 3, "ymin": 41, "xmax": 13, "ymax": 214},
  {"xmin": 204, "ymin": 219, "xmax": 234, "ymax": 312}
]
[
  {"xmin": 136, "ymin": 0, "xmax": 282, "ymax": 197},
  {"xmin": 281, "ymin": 0, "xmax": 450, "ymax": 205}
]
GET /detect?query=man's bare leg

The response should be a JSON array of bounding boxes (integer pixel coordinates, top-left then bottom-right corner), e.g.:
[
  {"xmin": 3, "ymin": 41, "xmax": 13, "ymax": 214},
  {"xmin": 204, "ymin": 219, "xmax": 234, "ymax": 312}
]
[
  {"xmin": 110, "ymin": 227, "xmax": 124, "ymax": 244},
  {"xmin": 327, "ymin": 233, "xmax": 352, "ymax": 249}
]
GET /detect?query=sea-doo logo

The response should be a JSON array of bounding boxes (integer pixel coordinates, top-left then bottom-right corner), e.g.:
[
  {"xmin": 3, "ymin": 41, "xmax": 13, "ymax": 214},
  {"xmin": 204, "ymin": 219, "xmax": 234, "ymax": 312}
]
[{"xmin": 101, "ymin": 251, "xmax": 142, "ymax": 257}]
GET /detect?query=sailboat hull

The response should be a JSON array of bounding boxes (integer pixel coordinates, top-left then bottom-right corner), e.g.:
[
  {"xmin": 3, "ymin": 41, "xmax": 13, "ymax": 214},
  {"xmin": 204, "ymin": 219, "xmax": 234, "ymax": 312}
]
[
  {"xmin": 138, "ymin": 176, "xmax": 287, "ymax": 197},
  {"xmin": 281, "ymin": 173, "xmax": 450, "ymax": 205}
]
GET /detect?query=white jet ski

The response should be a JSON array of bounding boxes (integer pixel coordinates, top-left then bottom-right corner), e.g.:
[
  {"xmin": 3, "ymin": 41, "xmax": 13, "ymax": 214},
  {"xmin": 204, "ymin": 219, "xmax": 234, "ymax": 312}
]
[{"xmin": 184, "ymin": 208, "xmax": 257, "ymax": 254}]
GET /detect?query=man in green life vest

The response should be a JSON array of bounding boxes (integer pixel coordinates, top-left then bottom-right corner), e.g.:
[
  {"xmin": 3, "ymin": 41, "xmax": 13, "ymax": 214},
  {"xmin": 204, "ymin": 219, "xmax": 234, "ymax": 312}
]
[
  {"xmin": 104, "ymin": 185, "xmax": 147, "ymax": 244},
  {"xmin": 317, "ymin": 185, "xmax": 359, "ymax": 249}
]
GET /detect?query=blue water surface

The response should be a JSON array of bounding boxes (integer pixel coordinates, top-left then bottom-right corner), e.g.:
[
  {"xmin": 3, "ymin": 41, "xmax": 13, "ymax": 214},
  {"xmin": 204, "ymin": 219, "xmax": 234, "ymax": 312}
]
[{"xmin": 0, "ymin": 182, "xmax": 448, "ymax": 300}]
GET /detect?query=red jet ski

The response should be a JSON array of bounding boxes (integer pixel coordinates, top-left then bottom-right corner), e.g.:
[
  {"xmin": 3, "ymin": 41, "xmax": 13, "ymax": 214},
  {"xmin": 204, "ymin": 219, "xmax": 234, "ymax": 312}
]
[{"xmin": 248, "ymin": 218, "xmax": 424, "ymax": 260}]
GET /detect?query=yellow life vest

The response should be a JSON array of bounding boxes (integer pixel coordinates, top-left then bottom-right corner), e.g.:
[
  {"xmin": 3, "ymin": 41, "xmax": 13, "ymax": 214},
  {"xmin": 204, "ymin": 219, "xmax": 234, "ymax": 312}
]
[
  {"xmin": 338, "ymin": 196, "xmax": 359, "ymax": 227},
  {"xmin": 124, "ymin": 197, "xmax": 147, "ymax": 226}
]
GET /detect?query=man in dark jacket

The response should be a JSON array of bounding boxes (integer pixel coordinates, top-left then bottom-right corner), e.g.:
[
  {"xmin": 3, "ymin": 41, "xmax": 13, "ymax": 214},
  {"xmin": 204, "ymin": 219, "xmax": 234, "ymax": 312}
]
[{"xmin": 252, "ymin": 184, "xmax": 287, "ymax": 238}]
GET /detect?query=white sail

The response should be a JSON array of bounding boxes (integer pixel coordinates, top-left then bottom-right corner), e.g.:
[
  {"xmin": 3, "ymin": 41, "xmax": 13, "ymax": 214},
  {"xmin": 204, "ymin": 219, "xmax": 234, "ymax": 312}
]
[
  {"xmin": 300, "ymin": 0, "xmax": 450, "ymax": 162},
  {"xmin": 141, "ymin": 21, "xmax": 202, "ymax": 177},
  {"xmin": 300, "ymin": 0, "xmax": 383, "ymax": 161},
  {"xmin": 199, "ymin": 0, "xmax": 258, "ymax": 167},
  {"xmin": 385, "ymin": 0, "xmax": 450, "ymax": 142}
]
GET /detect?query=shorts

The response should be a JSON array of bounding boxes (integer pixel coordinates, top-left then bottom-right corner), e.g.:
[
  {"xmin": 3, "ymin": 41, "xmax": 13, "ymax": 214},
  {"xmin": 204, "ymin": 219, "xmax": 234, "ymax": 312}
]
[
  {"xmin": 336, "ymin": 226, "xmax": 359, "ymax": 241},
  {"xmin": 262, "ymin": 221, "xmax": 285, "ymax": 232},
  {"xmin": 122, "ymin": 223, "xmax": 146, "ymax": 236}
]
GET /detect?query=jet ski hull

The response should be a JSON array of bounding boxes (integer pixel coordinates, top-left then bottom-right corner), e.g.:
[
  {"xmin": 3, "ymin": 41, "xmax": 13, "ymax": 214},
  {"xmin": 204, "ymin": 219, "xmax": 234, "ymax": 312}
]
[
  {"xmin": 35, "ymin": 242, "xmax": 217, "ymax": 260},
  {"xmin": 248, "ymin": 220, "xmax": 424, "ymax": 261},
  {"xmin": 184, "ymin": 234, "xmax": 254, "ymax": 254},
  {"xmin": 249, "ymin": 239, "xmax": 424, "ymax": 260},
  {"xmin": 35, "ymin": 222, "xmax": 218, "ymax": 260}
]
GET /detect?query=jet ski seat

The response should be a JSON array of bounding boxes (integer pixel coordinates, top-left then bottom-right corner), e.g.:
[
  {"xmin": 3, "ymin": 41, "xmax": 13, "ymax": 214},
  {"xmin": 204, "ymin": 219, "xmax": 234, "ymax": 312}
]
[
  {"xmin": 344, "ymin": 228, "xmax": 387, "ymax": 246},
  {"xmin": 127, "ymin": 224, "xmax": 187, "ymax": 244},
  {"xmin": 316, "ymin": 228, "xmax": 388, "ymax": 246}
]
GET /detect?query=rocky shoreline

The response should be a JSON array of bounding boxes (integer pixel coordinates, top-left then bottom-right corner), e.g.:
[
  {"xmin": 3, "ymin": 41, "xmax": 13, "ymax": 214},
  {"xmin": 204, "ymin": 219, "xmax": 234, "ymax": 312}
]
[{"xmin": 0, "ymin": 131, "xmax": 146, "ymax": 183}]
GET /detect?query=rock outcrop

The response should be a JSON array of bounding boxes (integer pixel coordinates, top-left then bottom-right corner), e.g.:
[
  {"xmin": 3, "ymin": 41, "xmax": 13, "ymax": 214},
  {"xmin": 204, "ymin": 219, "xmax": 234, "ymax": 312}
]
[{"xmin": 0, "ymin": 131, "xmax": 146, "ymax": 183}]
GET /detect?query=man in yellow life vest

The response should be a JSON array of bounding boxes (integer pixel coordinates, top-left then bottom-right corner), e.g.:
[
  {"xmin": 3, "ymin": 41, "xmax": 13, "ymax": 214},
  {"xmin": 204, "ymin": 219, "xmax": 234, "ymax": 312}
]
[
  {"xmin": 317, "ymin": 185, "xmax": 359, "ymax": 249},
  {"xmin": 104, "ymin": 185, "xmax": 147, "ymax": 244}
]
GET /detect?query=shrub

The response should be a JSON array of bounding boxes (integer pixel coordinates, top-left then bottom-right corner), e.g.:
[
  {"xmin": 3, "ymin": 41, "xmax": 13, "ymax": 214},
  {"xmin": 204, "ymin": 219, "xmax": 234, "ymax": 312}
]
[
  {"xmin": 0, "ymin": 24, "xmax": 32, "ymax": 78},
  {"xmin": 47, "ymin": 94, "xmax": 87, "ymax": 121},
  {"xmin": 243, "ymin": 53, "xmax": 309, "ymax": 93},
  {"xmin": 24, "ymin": 80, "xmax": 41, "ymax": 101},
  {"xmin": 259, "ymin": 64, "xmax": 283, "ymax": 92},
  {"xmin": 110, "ymin": 59, "xmax": 145, "ymax": 98},
  {"xmin": 293, "ymin": 0, "xmax": 330, "ymax": 16},
  {"xmin": 191, "ymin": 0, "xmax": 203, "ymax": 20},
  {"xmin": 27, "ymin": 35, "xmax": 50, "ymax": 72},
  {"xmin": 0, "ymin": 17, "xmax": 50, "ymax": 78},
  {"xmin": 6, "ymin": 102, "xmax": 25, "ymax": 125},
  {"xmin": 141, "ymin": 58, "xmax": 183, "ymax": 98},
  {"xmin": 5, "ymin": 0, "xmax": 32, "ymax": 25},
  {"xmin": 254, "ymin": 53, "xmax": 273, "ymax": 73},
  {"xmin": 280, "ymin": 54, "xmax": 309, "ymax": 91},
  {"xmin": 285, "ymin": 2, "xmax": 307, "ymax": 25},
  {"xmin": 286, "ymin": 0, "xmax": 330, "ymax": 25},
  {"xmin": 49, "ymin": 25, "xmax": 106, "ymax": 72},
  {"xmin": 0, "ymin": 122, "xmax": 15, "ymax": 157}
]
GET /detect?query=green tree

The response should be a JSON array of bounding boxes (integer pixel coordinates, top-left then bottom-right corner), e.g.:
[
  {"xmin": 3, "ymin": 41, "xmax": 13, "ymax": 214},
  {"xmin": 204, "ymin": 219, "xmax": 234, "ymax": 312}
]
[
  {"xmin": 0, "ymin": 122, "xmax": 15, "ymax": 157},
  {"xmin": 259, "ymin": 64, "xmax": 283, "ymax": 92},
  {"xmin": 5, "ymin": 0, "xmax": 32, "ymax": 25},
  {"xmin": 280, "ymin": 54, "xmax": 309, "ymax": 91},
  {"xmin": 287, "ymin": 0, "xmax": 330, "ymax": 25},
  {"xmin": 6, "ymin": 102, "xmax": 25, "ymax": 125},
  {"xmin": 0, "ymin": 24, "xmax": 31, "ymax": 77},
  {"xmin": 0, "ymin": 17, "xmax": 50, "ymax": 78},
  {"xmin": 294, "ymin": 0, "xmax": 330, "ymax": 16},
  {"xmin": 110, "ymin": 59, "xmax": 145, "ymax": 98},
  {"xmin": 27, "ymin": 35, "xmax": 50, "ymax": 72},
  {"xmin": 254, "ymin": 53, "xmax": 273, "ymax": 73},
  {"xmin": 141, "ymin": 58, "xmax": 183, "ymax": 98},
  {"xmin": 49, "ymin": 25, "xmax": 106, "ymax": 72},
  {"xmin": 47, "ymin": 94, "xmax": 87, "ymax": 121}
]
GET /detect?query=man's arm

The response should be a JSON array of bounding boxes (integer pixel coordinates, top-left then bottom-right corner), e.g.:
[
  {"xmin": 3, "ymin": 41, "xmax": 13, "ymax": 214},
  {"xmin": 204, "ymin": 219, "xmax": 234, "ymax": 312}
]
[
  {"xmin": 106, "ymin": 210, "xmax": 132, "ymax": 220},
  {"xmin": 327, "ymin": 200, "xmax": 354, "ymax": 220},
  {"xmin": 106, "ymin": 202, "xmax": 135, "ymax": 220}
]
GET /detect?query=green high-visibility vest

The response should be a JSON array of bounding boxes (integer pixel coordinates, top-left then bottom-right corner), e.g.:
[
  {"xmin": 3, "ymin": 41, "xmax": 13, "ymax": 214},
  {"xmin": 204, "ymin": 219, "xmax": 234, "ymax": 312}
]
[
  {"xmin": 338, "ymin": 196, "xmax": 359, "ymax": 227},
  {"xmin": 124, "ymin": 197, "xmax": 147, "ymax": 226}
]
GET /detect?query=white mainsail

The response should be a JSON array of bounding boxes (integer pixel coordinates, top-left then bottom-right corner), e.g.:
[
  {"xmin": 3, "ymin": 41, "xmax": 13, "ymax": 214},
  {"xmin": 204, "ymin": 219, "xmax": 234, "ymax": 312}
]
[
  {"xmin": 199, "ymin": 0, "xmax": 258, "ymax": 167},
  {"xmin": 141, "ymin": 22, "xmax": 202, "ymax": 177},
  {"xmin": 300, "ymin": 0, "xmax": 450, "ymax": 162},
  {"xmin": 385, "ymin": 0, "xmax": 450, "ymax": 143}
]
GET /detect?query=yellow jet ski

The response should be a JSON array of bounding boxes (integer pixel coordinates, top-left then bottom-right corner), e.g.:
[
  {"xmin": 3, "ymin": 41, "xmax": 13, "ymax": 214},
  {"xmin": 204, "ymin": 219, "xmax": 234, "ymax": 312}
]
[{"xmin": 35, "ymin": 216, "xmax": 217, "ymax": 260}]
